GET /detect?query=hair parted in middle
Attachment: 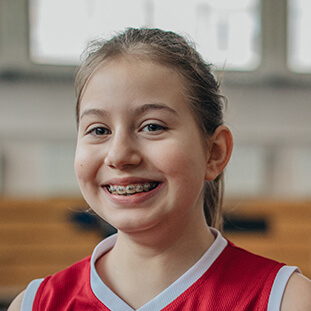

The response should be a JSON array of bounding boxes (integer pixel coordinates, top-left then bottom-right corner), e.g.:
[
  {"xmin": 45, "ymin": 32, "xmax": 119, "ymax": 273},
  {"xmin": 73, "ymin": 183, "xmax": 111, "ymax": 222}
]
[{"xmin": 75, "ymin": 27, "xmax": 227, "ymax": 230}]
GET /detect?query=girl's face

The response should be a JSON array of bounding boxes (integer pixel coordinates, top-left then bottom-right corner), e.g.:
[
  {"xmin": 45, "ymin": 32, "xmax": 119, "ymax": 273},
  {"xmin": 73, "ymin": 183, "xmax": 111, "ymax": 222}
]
[{"xmin": 75, "ymin": 57, "xmax": 211, "ymax": 234}]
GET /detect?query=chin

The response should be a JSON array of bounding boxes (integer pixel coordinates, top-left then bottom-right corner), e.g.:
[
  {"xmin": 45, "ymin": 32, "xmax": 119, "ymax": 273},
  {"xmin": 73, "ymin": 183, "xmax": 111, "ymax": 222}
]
[{"xmin": 106, "ymin": 210, "xmax": 163, "ymax": 235}]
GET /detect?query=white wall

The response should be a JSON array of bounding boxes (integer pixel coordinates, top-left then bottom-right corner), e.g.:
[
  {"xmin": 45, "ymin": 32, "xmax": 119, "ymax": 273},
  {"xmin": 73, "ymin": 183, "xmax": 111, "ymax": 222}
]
[
  {"xmin": 1, "ymin": 78, "xmax": 311, "ymax": 199},
  {"xmin": 0, "ymin": 79, "xmax": 79, "ymax": 197},
  {"xmin": 223, "ymin": 84, "xmax": 311, "ymax": 198}
]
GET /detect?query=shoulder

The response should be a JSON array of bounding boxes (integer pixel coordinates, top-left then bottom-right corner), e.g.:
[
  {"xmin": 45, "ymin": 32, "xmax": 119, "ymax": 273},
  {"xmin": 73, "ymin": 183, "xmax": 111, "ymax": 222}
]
[
  {"xmin": 281, "ymin": 272, "xmax": 311, "ymax": 311},
  {"xmin": 37, "ymin": 256, "xmax": 91, "ymax": 295},
  {"xmin": 50, "ymin": 255, "xmax": 91, "ymax": 281},
  {"xmin": 8, "ymin": 256, "xmax": 91, "ymax": 311},
  {"xmin": 7, "ymin": 290, "xmax": 25, "ymax": 311},
  {"xmin": 225, "ymin": 241, "xmax": 283, "ymax": 272}
]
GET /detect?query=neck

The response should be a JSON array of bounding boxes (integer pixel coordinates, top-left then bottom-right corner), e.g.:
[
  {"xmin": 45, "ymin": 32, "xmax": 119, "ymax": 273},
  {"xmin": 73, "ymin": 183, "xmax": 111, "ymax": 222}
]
[
  {"xmin": 117, "ymin": 215, "xmax": 213, "ymax": 261},
  {"xmin": 96, "ymin": 211, "xmax": 215, "ymax": 309}
]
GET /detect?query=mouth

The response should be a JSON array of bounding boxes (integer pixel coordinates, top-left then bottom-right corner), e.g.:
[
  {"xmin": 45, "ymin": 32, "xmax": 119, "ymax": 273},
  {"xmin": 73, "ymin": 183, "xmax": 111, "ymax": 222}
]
[{"xmin": 106, "ymin": 182, "xmax": 160, "ymax": 196}]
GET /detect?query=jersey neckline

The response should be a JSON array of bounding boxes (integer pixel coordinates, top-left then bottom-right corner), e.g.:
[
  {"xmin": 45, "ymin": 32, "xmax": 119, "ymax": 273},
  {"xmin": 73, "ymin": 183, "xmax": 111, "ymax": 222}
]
[{"xmin": 90, "ymin": 228, "xmax": 227, "ymax": 311}]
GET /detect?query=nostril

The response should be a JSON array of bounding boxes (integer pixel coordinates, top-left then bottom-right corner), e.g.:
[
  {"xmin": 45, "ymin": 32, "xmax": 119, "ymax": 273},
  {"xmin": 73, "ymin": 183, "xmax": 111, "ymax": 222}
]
[{"xmin": 104, "ymin": 156, "xmax": 114, "ymax": 167}]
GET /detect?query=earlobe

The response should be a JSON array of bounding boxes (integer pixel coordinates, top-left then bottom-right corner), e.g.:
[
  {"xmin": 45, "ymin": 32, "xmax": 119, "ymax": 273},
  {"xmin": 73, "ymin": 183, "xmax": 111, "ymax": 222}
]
[{"xmin": 205, "ymin": 126, "xmax": 233, "ymax": 181}]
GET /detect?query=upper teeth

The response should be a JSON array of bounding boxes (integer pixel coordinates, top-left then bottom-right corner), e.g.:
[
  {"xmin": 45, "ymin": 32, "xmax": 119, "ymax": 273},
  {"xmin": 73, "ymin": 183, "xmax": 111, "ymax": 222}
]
[{"xmin": 108, "ymin": 183, "xmax": 157, "ymax": 195}]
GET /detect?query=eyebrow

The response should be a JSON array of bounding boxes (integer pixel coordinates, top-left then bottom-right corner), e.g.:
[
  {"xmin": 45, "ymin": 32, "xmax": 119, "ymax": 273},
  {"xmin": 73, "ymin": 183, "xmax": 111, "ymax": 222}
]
[
  {"xmin": 80, "ymin": 103, "xmax": 177, "ymax": 121},
  {"xmin": 80, "ymin": 108, "xmax": 108, "ymax": 120},
  {"xmin": 133, "ymin": 103, "xmax": 178, "ymax": 116}
]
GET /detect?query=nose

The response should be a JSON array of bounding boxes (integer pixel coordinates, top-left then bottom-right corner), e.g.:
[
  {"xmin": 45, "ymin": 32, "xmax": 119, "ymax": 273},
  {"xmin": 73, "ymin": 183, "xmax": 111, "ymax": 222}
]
[{"xmin": 104, "ymin": 131, "xmax": 142, "ymax": 169}]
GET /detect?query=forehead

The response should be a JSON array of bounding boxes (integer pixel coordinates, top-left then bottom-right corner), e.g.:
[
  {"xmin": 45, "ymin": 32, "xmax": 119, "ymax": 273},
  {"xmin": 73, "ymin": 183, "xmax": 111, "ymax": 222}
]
[
  {"xmin": 93, "ymin": 56, "xmax": 184, "ymax": 87},
  {"xmin": 79, "ymin": 57, "xmax": 190, "ymax": 113}
]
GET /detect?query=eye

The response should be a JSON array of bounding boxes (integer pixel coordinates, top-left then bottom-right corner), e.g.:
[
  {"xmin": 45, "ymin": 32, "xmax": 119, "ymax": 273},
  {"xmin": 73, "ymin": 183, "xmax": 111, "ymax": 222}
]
[
  {"xmin": 141, "ymin": 124, "xmax": 167, "ymax": 133},
  {"xmin": 87, "ymin": 126, "xmax": 111, "ymax": 136}
]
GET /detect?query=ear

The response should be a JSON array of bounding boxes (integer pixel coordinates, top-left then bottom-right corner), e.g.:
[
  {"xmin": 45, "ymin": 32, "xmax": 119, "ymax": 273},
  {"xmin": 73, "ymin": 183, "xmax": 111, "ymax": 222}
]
[{"xmin": 205, "ymin": 125, "xmax": 233, "ymax": 181}]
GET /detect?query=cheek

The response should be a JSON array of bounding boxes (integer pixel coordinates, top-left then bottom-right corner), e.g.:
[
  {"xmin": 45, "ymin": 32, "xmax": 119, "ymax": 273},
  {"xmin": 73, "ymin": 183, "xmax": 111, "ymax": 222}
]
[
  {"xmin": 74, "ymin": 146, "xmax": 99, "ymax": 183},
  {"xmin": 150, "ymin": 141, "xmax": 206, "ymax": 180}
]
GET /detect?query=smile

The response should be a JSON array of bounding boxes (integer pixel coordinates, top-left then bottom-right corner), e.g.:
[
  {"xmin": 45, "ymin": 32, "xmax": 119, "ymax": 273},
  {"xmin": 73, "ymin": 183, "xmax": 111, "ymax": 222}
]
[{"xmin": 107, "ymin": 182, "xmax": 159, "ymax": 196}]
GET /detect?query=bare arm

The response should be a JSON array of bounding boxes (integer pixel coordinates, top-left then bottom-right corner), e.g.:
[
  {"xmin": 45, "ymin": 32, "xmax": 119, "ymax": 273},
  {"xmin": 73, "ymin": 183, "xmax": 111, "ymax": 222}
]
[
  {"xmin": 281, "ymin": 272, "xmax": 311, "ymax": 311},
  {"xmin": 7, "ymin": 291, "xmax": 25, "ymax": 311}
]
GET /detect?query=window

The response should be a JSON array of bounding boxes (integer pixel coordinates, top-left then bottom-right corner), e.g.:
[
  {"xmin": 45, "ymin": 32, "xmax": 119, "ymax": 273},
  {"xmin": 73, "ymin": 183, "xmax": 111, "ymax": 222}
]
[
  {"xmin": 288, "ymin": 0, "xmax": 311, "ymax": 73},
  {"xmin": 29, "ymin": 0, "xmax": 261, "ymax": 70},
  {"xmin": 187, "ymin": 0, "xmax": 260, "ymax": 71}
]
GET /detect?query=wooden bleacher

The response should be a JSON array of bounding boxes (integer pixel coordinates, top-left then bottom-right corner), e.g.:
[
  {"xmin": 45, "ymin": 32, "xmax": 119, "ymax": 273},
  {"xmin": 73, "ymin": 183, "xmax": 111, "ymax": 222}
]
[
  {"xmin": 0, "ymin": 198, "xmax": 310, "ymax": 305},
  {"xmin": 0, "ymin": 198, "xmax": 102, "ymax": 304},
  {"xmin": 223, "ymin": 199, "xmax": 311, "ymax": 278}
]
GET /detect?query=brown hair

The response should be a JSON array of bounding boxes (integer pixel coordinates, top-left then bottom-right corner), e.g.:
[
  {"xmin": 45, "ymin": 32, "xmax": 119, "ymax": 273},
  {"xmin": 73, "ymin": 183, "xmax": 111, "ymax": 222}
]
[{"xmin": 75, "ymin": 28, "xmax": 226, "ymax": 230}]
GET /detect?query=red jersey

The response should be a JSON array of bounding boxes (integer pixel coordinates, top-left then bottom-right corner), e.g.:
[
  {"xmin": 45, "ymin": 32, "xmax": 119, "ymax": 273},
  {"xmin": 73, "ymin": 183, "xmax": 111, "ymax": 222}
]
[{"xmin": 23, "ymin": 229, "xmax": 296, "ymax": 311}]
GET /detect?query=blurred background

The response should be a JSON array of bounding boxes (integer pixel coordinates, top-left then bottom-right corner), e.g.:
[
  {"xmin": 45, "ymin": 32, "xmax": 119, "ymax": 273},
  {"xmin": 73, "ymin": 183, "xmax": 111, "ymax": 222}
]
[{"xmin": 1, "ymin": 0, "xmax": 311, "ymax": 308}]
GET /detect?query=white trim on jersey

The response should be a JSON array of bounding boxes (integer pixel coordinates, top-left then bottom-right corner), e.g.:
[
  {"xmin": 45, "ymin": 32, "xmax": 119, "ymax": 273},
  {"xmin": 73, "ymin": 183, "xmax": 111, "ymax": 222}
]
[
  {"xmin": 21, "ymin": 228, "xmax": 298, "ymax": 311},
  {"xmin": 21, "ymin": 278, "xmax": 44, "ymax": 311},
  {"xmin": 267, "ymin": 265, "xmax": 299, "ymax": 311},
  {"xmin": 90, "ymin": 228, "xmax": 227, "ymax": 311}
]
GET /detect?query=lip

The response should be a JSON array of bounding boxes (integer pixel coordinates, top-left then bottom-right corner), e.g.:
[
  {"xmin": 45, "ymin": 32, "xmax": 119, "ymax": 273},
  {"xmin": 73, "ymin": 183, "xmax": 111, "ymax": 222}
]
[
  {"xmin": 103, "ymin": 176, "xmax": 160, "ymax": 186},
  {"xmin": 102, "ymin": 181, "xmax": 164, "ymax": 205}
]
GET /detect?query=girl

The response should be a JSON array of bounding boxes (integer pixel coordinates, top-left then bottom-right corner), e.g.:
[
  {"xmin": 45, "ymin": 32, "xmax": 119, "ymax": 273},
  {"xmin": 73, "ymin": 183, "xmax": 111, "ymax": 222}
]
[{"xmin": 9, "ymin": 28, "xmax": 311, "ymax": 310}]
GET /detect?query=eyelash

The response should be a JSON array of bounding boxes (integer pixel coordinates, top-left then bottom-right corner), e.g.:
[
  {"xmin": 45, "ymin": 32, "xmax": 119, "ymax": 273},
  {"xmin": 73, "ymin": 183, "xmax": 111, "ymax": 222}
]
[
  {"xmin": 141, "ymin": 123, "xmax": 167, "ymax": 133},
  {"xmin": 86, "ymin": 123, "xmax": 167, "ymax": 137},
  {"xmin": 87, "ymin": 127, "xmax": 111, "ymax": 136}
]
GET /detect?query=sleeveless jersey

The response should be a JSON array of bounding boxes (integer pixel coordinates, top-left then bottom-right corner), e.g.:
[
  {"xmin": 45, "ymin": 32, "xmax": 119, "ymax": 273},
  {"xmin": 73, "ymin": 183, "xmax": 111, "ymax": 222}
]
[{"xmin": 22, "ymin": 229, "xmax": 297, "ymax": 311}]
